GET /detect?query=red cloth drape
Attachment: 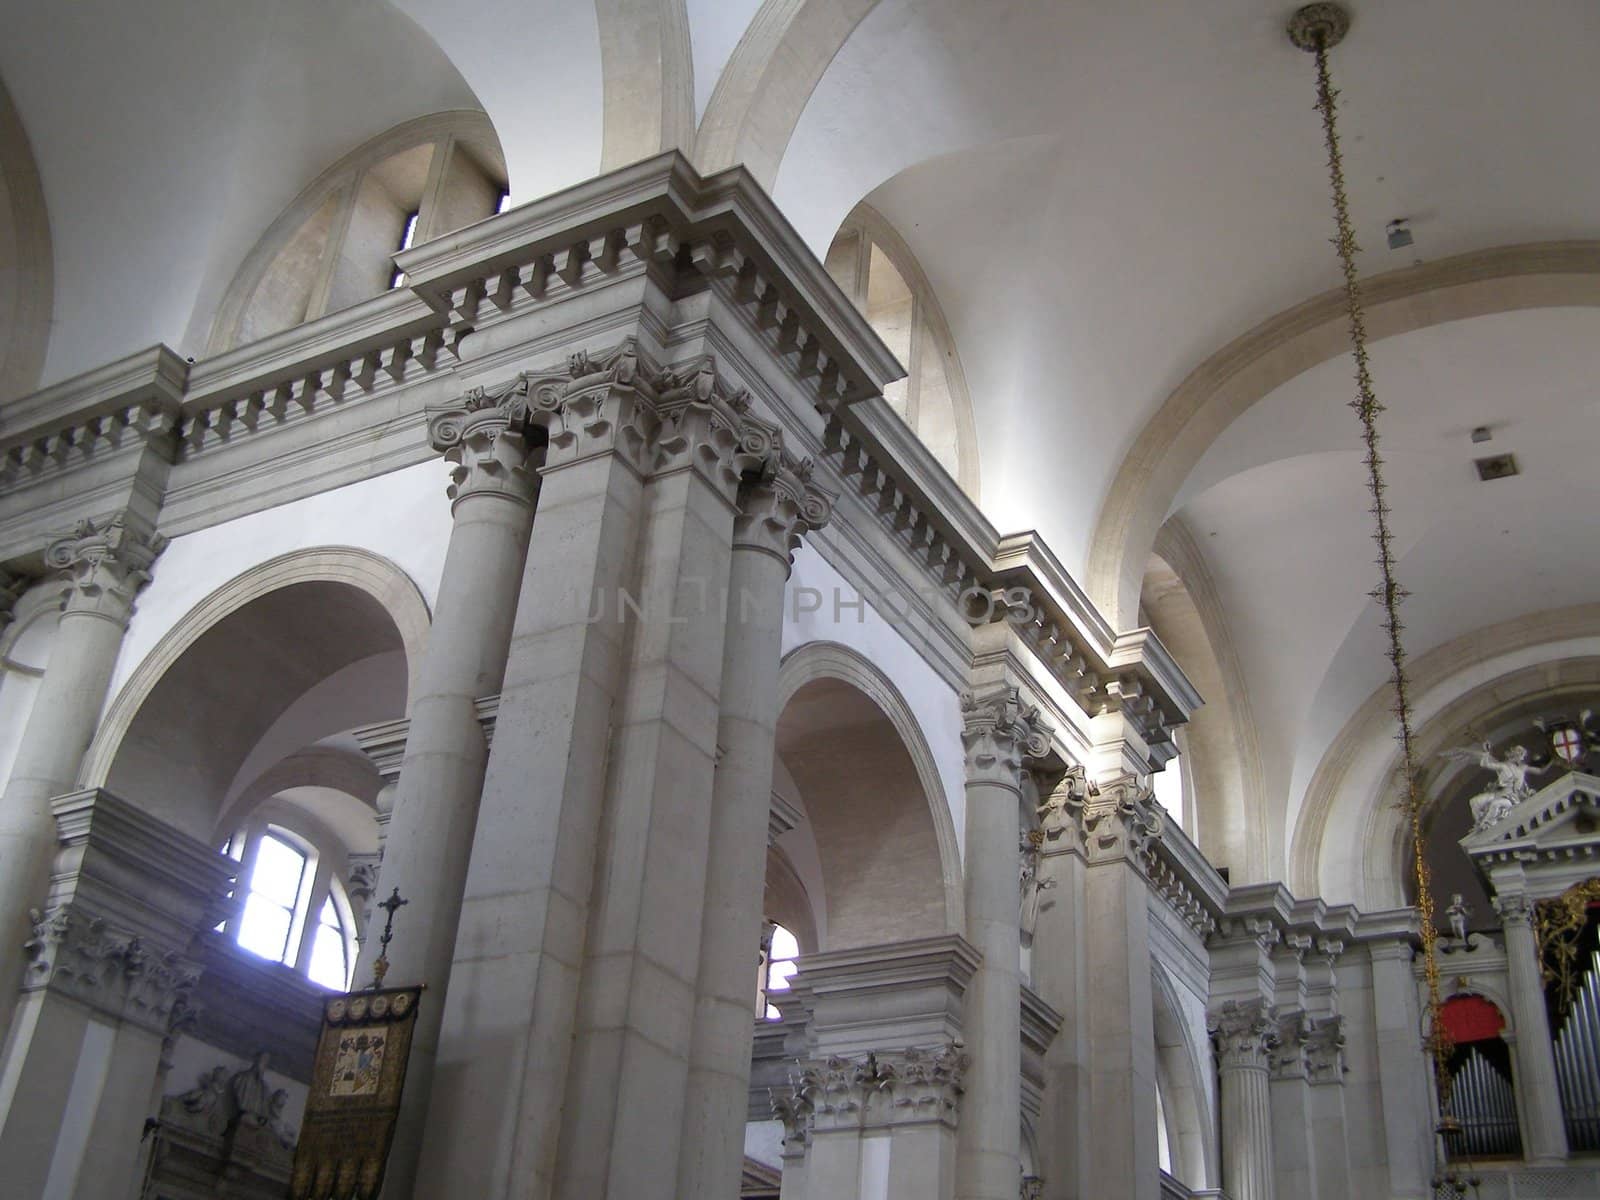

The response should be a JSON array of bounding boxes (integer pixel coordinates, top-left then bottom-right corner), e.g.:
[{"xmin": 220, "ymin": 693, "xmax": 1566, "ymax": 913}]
[{"xmin": 1440, "ymin": 994, "xmax": 1506, "ymax": 1044}]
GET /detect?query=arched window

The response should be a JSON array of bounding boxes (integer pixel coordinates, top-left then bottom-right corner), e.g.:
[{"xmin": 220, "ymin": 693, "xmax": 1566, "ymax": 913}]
[
  {"xmin": 209, "ymin": 111, "xmax": 506, "ymax": 353},
  {"xmin": 1155, "ymin": 1078, "xmax": 1173, "ymax": 1175},
  {"xmin": 222, "ymin": 822, "xmax": 355, "ymax": 991},
  {"xmin": 758, "ymin": 922, "xmax": 801, "ymax": 1020},
  {"xmin": 1153, "ymin": 750, "xmax": 1186, "ymax": 831},
  {"xmin": 823, "ymin": 204, "xmax": 980, "ymax": 498}
]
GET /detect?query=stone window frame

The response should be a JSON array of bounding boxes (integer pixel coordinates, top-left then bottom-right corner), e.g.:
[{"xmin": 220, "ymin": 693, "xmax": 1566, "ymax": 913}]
[
  {"xmin": 206, "ymin": 110, "xmax": 507, "ymax": 354},
  {"xmin": 823, "ymin": 202, "xmax": 982, "ymax": 500},
  {"xmin": 222, "ymin": 816, "xmax": 357, "ymax": 991}
]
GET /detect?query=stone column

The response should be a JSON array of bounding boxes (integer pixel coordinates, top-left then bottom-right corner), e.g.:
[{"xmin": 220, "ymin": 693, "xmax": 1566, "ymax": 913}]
[
  {"xmin": 954, "ymin": 685, "xmax": 1050, "ymax": 1200},
  {"xmin": 413, "ymin": 341, "xmax": 657, "ymax": 1200},
  {"xmin": 1210, "ymin": 998, "xmax": 1278, "ymax": 1200},
  {"xmin": 356, "ymin": 381, "xmax": 540, "ymax": 1188},
  {"xmin": 1063, "ymin": 774, "xmax": 1164, "ymax": 1200},
  {"xmin": 0, "ymin": 788, "xmax": 233, "ymax": 1199},
  {"xmin": 676, "ymin": 456, "xmax": 833, "ymax": 1200},
  {"xmin": 1494, "ymin": 891, "xmax": 1568, "ymax": 1161},
  {"xmin": 552, "ymin": 362, "xmax": 784, "ymax": 1199},
  {"xmin": 1366, "ymin": 939, "xmax": 1430, "ymax": 1198},
  {"xmin": 1030, "ymin": 772, "xmax": 1091, "ymax": 1200},
  {"xmin": 0, "ymin": 514, "xmax": 164, "ymax": 1047}
]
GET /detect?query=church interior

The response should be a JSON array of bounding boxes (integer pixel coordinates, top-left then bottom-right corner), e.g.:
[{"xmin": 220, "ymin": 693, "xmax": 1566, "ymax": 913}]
[{"xmin": 0, "ymin": 2, "xmax": 1597, "ymax": 1198}]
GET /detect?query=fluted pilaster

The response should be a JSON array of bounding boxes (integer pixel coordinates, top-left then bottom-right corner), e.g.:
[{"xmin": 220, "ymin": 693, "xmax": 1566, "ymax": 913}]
[{"xmin": 1211, "ymin": 999, "xmax": 1278, "ymax": 1200}]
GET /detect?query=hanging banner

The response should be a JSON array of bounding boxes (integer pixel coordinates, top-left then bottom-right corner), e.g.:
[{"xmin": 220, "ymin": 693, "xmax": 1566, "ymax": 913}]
[{"xmin": 290, "ymin": 986, "xmax": 422, "ymax": 1200}]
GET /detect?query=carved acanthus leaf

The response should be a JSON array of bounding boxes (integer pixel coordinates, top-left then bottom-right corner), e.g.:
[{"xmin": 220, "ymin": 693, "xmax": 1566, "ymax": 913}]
[
  {"xmin": 24, "ymin": 904, "xmax": 199, "ymax": 1034},
  {"xmin": 44, "ymin": 512, "xmax": 166, "ymax": 623},
  {"xmin": 960, "ymin": 685, "xmax": 1052, "ymax": 790},
  {"xmin": 781, "ymin": 1043, "xmax": 968, "ymax": 1137},
  {"xmin": 1073, "ymin": 775, "xmax": 1164, "ymax": 868},
  {"xmin": 734, "ymin": 448, "xmax": 835, "ymax": 569},
  {"xmin": 1305, "ymin": 1014, "xmax": 1348, "ymax": 1084},
  {"xmin": 1208, "ymin": 998, "xmax": 1279, "ymax": 1070}
]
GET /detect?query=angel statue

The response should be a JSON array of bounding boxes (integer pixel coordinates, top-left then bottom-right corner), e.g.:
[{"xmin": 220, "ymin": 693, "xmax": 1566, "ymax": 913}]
[{"xmin": 1442, "ymin": 742, "xmax": 1550, "ymax": 833}]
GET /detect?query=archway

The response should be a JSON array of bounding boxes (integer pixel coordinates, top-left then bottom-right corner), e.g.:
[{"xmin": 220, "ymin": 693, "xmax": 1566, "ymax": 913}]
[
  {"xmin": 84, "ymin": 548, "xmax": 425, "ymax": 840},
  {"xmin": 1152, "ymin": 961, "xmax": 1216, "ymax": 1191},
  {"xmin": 772, "ymin": 641, "xmax": 961, "ymax": 949},
  {"xmin": 1291, "ymin": 603, "xmax": 1600, "ymax": 906},
  {"xmin": 1088, "ymin": 242, "xmax": 1600, "ymax": 631},
  {"xmin": 81, "ymin": 547, "xmax": 423, "ymax": 989},
  {"xmin": 1141, "ymin": 519, "xmax": 1266, "ymax": 880}
]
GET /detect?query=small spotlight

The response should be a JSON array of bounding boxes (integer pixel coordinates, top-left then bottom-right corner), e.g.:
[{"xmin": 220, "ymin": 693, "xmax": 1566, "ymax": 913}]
[
  {"xmin": 1386, "ymin": 219, "xmax": 1414, "ymax": 251},
  {"xmin": 1470, "ymin": 425, "xmax": 1492, "ymax": 444}
]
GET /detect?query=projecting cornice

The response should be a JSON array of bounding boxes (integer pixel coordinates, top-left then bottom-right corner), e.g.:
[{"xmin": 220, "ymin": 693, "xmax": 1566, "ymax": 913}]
[
  {"xmin": 0, "ymin": 153, "xmax": 1196, "ymax": 746},
  {"xmin": 393, "ymin": 152, "xmax": 901, "ymax": 410},
  {"xmin": 0, "ymin": 343, "xmax": 186, "ymax": 463}
]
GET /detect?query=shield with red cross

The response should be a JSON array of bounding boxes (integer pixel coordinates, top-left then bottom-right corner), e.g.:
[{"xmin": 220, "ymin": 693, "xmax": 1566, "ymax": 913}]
[{"xmin": 1550, "ymin": 724, "xmax": 1584, "ymax": 765}]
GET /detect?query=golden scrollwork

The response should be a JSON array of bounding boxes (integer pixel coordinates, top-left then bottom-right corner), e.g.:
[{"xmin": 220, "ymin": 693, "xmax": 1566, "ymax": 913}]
[{"xmin": 1536, "ymin": 877, "xmax": 1600, "ymax": 1018}]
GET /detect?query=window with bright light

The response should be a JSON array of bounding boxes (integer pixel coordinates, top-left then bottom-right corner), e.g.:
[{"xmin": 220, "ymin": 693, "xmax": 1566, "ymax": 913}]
[
  {"xmin": 1153, "ymin": 754, "xmax": 1185, "ymax": 831},
  {"xmin": 1156, "ymin": 1079, "xmax": 1173, "ymax": 1174},
  {"xmin": 237, "ymin": 832, "xmax": 310, "ymax": 965},
  {"xmin": 308, "ymin": 897, "xmax": 350, "ymax": 990},
  {"xmin": 823, "ymin": 209, "xmax": 979, "ymax": 496},
  {"xmin": 389, "ymin": 209, "xmax": 420, "ymax": 289},
  {"xmin": 224, "ymin": 824, "xmax": 354, "ymax": 991},
  {"xmin": 763, "ymin": 924, "xmax": 800, "ymax": 1020}
]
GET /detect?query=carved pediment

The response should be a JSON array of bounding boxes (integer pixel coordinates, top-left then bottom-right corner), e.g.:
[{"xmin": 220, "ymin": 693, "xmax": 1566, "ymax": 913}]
[{"xmin": 1459, "ymin": 771, "xmax": 1600, "ymax": 856}]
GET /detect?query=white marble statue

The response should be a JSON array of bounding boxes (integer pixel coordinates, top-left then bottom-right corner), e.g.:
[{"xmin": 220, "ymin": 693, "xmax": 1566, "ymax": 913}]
[
  {"xmin": 1445, "ymin": 893, "xmax": 1471, "ymax": 943},
  {"xmin": 1443, "ymin": 743, "xmax": 1549, "ymax": 833}
]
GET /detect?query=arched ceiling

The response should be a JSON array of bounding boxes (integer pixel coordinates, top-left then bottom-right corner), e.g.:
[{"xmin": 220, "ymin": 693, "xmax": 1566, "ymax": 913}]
[
  {"xmin": 1176, "ymin": 307, "xmax": 1600, "ymax": 871},
  {"xmin": 0, "ymin": 0, "xmax": 481, "ymax": 382},
  {"xmin": 8, "ymin": 0, "xmax": 1598, "ymax": 896}
]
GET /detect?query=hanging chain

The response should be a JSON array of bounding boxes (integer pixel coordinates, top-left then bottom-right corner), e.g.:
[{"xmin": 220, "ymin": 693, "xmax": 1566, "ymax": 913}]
[{"xmin": 1304, "ymin": 29, "xmax": 1453, "ymax": 1111}]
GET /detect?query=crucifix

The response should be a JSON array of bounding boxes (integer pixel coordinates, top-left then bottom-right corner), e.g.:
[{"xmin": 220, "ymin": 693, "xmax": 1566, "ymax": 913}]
[{"xmin": 368, "ymin": 887, "xmax": 408, "ymax": 990}]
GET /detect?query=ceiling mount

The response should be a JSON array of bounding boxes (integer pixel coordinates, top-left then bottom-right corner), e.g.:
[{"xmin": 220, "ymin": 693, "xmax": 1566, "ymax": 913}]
[{"xmin": 1287, "ymin": 3, "xmax": 1351, "ymax": 53}]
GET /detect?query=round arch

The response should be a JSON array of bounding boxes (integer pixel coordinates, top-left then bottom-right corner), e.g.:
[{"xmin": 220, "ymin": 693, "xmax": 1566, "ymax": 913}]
[
  {"xmin": 81, "ymin": 546, "xmax": 429, "ymax": 799},
  {"xmin": 1151, "ymin": 961, "xmax": 1217, "ymax": 1191},
  {"xmin": 213, "ymin": 743, "xmax": 383, "ymax": 845},
  {"xmin": 825, "ymin": 200, "xmax": 981, "ymax": 499},
  {"xmin": 1088, "ymin": 241, "xmax": 1600, "ymax": 630},
  {"xmin": 1292, "ymin": 604, "xmax": 1600, "ymax": 908},
  {"xmin": 692, "ymin": 0, "xmax": 883, "ymax": 187},
  {"xmin": 206, "ymin": 109, "xmax": 506, "ymax": 353},
  {"xmin": 776, "ymin": 639, "xmax": 964, "ymax": 940},
  {"xmin": 1146, "ymin": 516, "xmax": 1266, "ymax": 879}
]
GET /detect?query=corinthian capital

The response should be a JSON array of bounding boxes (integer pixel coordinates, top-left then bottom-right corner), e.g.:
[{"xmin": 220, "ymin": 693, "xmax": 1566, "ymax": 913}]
[
  {"xmin": 426, "ymin": 378, "xmax": 540, "ymax": 508},
  {"xmin": 1209, "ymin": 998, "xmax": 1279, "ymax": 1071},
  {"xmin": 533, "ymin": 338, "xmax": 657, "ymax": 472},
  {"xmin": 1074, "ymin": 774, "xmax": 1164, "ymax": 867},
  {"xmin": 44, "ymin": 513, "xmax": 166, "ymax": 624},
  {"xmin": 1491, "ymin": 891, "xmax": 1535, "ymax": 927},
  {"xmin": 734, "ymin": 451, "xmax": 834, "ymax": 569},
  {"xmin": 960, "ymin": 685, "xmax": 1052, "ymax": 790}
]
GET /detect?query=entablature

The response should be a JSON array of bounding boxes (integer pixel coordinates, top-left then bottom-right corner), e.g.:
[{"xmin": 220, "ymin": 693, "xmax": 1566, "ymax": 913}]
[{"xmin": 0, "ymin": 154, "xmax": 1197, "ymax": 753}]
